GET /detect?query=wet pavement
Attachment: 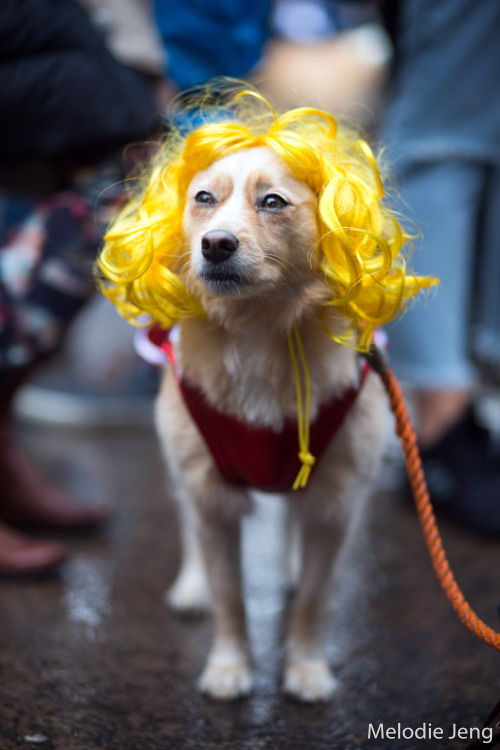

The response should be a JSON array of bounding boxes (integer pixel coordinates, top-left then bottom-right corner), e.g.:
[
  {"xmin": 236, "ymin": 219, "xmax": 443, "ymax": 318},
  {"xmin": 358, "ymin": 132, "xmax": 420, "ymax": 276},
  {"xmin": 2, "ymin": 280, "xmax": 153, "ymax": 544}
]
[{"xmin": 1, "ymin": 421, "xmax": 500, "ymax": 750}]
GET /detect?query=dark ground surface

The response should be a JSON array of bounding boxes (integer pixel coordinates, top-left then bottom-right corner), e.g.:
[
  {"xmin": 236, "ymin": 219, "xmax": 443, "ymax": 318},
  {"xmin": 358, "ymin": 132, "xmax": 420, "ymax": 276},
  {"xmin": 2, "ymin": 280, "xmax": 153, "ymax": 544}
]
[{"xmin": 1, "ymin": 422, "xmax": 500, "ymax": 750}]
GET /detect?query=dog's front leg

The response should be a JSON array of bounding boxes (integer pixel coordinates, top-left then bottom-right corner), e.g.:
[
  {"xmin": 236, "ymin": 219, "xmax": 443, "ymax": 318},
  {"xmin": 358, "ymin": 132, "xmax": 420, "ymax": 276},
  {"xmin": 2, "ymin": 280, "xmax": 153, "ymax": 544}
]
[
  {"xmin": 197, "ymin": 510, "xmax": 253, "ymax": 700},
  {"xmin": 283, "ymin": 508, "xmax": 343, "ymax": 702}
]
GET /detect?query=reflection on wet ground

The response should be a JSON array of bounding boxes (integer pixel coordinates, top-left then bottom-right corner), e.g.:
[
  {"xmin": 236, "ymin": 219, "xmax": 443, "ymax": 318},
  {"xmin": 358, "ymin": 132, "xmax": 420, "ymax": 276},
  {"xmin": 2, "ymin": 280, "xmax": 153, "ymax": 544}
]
[{"xmin": 1, "ymin": 424, "xmax": 499, "ymax": 749}]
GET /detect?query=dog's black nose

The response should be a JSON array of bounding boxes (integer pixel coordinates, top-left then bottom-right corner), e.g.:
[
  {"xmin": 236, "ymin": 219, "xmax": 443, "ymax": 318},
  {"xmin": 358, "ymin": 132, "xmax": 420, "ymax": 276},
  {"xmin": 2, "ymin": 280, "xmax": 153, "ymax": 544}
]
[{"xmin": 201, "ymin": 230, "xmax": 239, "ymax": 264}]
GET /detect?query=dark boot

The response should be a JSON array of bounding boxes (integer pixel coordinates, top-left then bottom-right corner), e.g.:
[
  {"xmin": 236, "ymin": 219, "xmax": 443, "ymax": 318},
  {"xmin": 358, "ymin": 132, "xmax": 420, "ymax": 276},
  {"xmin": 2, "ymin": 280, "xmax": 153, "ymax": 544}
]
[
  {"xmin": 0, "ymin": 519, "xmax": 66, "ymax": 577},
  {"xmin": 410, "ymin": 406, "xmax": 500, "ymax": 537},
  {"xmin": 0, "ymin": 369, "xmax": 112, "ymax": 530}
]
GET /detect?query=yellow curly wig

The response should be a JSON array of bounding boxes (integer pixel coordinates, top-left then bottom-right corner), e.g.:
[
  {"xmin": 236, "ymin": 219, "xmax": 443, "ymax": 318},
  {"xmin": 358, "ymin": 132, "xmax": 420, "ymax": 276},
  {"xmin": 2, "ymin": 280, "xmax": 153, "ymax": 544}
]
[{"xmin": 98, "ymin": 81, "xmax": 437, "ymax": 351}]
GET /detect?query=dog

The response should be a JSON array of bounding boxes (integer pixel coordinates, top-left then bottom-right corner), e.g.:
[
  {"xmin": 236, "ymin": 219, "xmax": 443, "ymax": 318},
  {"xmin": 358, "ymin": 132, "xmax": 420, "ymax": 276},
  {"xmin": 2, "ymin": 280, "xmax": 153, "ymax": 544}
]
[{"xmin": 98, "ymin": 84, "xmax": 436, "ymax": 702}]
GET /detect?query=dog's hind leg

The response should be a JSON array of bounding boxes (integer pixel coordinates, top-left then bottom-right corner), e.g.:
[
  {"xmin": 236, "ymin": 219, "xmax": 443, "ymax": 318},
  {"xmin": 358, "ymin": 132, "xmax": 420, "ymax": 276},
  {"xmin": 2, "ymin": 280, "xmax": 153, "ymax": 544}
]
[
  {"xmin": 284, "ymin": 505, "xmax": 301, "ymax": 592},
  {"xmin": 166, "ymin": 486, "xmax": 210, "ymax": 614}
]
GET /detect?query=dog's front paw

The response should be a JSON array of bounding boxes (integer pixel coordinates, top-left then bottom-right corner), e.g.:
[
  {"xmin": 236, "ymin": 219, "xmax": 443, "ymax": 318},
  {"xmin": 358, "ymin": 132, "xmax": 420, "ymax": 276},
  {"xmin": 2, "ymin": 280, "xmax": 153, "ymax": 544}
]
[
  {"xmin": 283, "ymin": 659, "xmax": 338, "ymax": 702},
  {"xmin": 199, "ymin": 647, "xmax": 253, "ymax": 700},
  {"xmin": 166, "ymin": 571, "xmax": 210, "ymax": 614}
]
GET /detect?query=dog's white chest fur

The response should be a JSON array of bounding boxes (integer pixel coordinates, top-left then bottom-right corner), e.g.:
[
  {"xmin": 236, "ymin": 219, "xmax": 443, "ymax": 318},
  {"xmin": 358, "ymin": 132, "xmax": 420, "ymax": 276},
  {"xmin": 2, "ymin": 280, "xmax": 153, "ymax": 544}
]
[{"xmin": 175, "ymin": 317, "xmax": 359, "ymax": 429}]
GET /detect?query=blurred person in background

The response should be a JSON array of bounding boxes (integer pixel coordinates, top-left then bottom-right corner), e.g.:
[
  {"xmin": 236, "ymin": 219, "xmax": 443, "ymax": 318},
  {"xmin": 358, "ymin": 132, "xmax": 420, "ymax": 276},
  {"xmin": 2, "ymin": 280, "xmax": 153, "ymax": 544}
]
[
  {"xmin": 0, "ymin": 0, "xmax": 279, "ymax": 577},
  {"xmin": 0, "ymin": 0, "xmax": 394, "ymax": 576},
  {"xmin": 0, "ymin": 0, "xmax": 162, "ymax": 575},
  {"xmin": 0, "ymin": 0, "xmax": 285, "ymax": 577},
  {"xmin": 15, "ymin": 0, "xmax": 276, "ymax": 429},
  {"xmin": 259, "ymin": 0, "xmax": 392, "ymax": 126},
  {"xmin": 379, "ymin": 0, "xmax": 500, "ymax": 535}
]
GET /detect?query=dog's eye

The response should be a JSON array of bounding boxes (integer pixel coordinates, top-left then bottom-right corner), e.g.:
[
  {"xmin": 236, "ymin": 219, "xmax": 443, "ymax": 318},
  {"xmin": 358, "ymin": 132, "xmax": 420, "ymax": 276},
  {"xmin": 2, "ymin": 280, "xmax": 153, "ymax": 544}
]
[
  {"xmin": 260, "ymin": 194, "xmax": 289, "ymax": 211},
  {"xmin": 195, "ymin": 190, "xmax": 215, "ymax": 205}
]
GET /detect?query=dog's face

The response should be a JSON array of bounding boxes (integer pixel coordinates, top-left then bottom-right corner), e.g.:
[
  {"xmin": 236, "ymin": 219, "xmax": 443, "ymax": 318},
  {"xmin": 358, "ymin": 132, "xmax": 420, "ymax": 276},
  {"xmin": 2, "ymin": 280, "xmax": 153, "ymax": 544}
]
[{"xmin": 181, "ymin": 147, "xmax": 320, "ymax": 307}]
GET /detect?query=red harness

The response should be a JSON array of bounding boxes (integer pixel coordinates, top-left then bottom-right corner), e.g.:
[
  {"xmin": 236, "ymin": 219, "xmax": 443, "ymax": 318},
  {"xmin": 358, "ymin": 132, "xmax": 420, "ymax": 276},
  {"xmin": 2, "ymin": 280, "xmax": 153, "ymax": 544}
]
[{"xmin": 141, "ymin": 326, "xmax": 371, "ymax": 493}]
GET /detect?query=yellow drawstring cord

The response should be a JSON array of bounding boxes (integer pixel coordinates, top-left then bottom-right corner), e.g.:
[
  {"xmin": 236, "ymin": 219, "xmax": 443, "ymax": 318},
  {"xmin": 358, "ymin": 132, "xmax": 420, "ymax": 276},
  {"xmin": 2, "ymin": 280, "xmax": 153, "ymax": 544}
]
[{"xmin": 287, "ymin": 324, "xmax": 316, "ymax": 489}]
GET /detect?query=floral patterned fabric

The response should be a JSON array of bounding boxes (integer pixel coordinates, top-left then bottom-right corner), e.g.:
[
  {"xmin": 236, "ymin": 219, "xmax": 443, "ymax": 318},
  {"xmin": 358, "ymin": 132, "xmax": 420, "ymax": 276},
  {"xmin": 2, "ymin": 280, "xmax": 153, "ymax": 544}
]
[{"xmin": 0, "ymin": 163, "xmax": 124, "ymax": 372}]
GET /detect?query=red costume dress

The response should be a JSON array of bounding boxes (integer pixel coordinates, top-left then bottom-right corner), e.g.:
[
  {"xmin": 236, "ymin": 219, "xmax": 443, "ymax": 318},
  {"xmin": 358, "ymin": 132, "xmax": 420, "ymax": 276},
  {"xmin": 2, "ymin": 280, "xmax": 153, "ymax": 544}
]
[{"xmin": 138, "ymin": 326, "xmax": 372, "ymax": 493}]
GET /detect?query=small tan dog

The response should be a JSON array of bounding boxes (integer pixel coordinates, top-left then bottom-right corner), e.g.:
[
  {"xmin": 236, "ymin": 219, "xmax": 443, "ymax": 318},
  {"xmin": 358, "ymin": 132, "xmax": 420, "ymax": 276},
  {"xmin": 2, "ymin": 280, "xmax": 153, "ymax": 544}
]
[{"xmin": 99, "ymin": 86, "xmax": 435, "ymax": 702}]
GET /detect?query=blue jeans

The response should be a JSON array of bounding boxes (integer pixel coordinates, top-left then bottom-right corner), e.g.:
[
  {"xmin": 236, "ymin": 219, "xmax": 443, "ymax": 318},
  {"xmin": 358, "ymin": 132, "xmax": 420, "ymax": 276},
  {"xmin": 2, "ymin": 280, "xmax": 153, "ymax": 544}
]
[{"xmin": 388, "ymin": 160, "xmax": 500, "ymax": 387}]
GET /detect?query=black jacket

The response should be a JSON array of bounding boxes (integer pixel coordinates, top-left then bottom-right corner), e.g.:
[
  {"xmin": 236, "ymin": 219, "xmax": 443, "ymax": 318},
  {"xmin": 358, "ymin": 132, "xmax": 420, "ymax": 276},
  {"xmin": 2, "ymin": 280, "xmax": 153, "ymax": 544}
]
[{"xmin": 0, "ymin": 0, "xmax": 158, "ymax": 166}]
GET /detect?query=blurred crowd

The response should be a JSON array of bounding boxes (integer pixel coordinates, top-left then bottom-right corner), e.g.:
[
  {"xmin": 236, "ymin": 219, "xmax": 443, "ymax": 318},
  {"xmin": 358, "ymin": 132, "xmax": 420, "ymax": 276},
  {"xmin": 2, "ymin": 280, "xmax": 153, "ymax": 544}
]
[{"xmin": 1, "ymin": 0, "xmax": 500, "ymax": 576}]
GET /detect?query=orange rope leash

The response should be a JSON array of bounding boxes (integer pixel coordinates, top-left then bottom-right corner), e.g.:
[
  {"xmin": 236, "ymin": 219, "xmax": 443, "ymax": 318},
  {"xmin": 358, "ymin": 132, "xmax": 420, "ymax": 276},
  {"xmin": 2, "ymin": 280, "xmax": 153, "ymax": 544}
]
[{"xmin": 371, "ymin": 351, "xmax": 500, "ymax": 652}]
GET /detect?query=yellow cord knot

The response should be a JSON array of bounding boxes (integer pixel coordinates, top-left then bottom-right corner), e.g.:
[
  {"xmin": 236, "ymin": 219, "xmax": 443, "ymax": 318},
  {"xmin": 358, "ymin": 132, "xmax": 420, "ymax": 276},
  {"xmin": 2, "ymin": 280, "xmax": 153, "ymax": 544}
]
[
  {"xmin": 292, "ymin": 451, "xmax": 316, "ymax": 490},
  {"xmin": 298, "ymin": 451, "xmax": 316, "ymax": 467}
]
